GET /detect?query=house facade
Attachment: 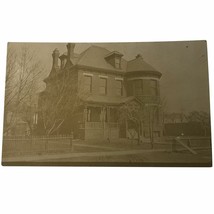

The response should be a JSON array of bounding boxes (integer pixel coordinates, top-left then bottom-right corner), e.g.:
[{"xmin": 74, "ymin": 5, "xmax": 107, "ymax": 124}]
[{"xmin": 38, "ymin": 43, "xmax": 163, "ymax": 141}]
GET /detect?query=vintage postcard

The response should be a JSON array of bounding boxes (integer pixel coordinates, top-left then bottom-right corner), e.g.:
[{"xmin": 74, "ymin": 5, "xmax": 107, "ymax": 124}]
[{"xmin": 1, "ymin": 41, "xmax": 212, "ymax": 166}]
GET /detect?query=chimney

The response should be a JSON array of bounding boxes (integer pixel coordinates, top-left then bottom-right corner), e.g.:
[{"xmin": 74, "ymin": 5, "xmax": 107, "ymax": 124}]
[
  {"xmin": 52, "ymin": 49, "xmax": 60, "ymax": 69},
  {"xmin": 136, "ymin": 54, "xmax": 143, "ymax": 59},
  {"xmin": 66, "ymin": 43, "xmax": 75, "ymax": 62}
]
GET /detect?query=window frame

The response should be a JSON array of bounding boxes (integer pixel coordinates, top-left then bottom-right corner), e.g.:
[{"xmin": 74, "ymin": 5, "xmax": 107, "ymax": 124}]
[
  {"xmin": 84, "ymin": 75, "xmax": 92, "ymax": 93},
  {"xmin": 150, "ymin": 79, "xmax": 158, "ymax": 96},
  {"xmin": 133, "ymin": 79, "xmax": 143, "ymax": 95},
  {"xmin": 115, "ymin": 57, "xmax": 121, "ymax": 69},
  {"xmin": 115, "ymin": 79, "xmax": 123, "ymax": 96},
  {"xmin": 99, "ymin": 77, "xmax": 107, "ymax": 95}
]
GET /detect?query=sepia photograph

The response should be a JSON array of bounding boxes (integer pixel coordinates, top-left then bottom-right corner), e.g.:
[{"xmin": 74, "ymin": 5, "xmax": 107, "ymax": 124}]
[
  {"xmin": 1, "ymin": 41, "xmax": 212, "ymax": 166},
  {"xmin": 1, "ymin": 1, "xmax": 214, "ymax": 214}
]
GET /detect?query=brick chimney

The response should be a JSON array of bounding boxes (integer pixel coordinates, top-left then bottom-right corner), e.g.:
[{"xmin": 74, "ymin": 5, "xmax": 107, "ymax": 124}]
[
  {"xmin": 66, "ymin": 43, "xmax": 75, "ymax": 63},
  {"xmin": 52, "ymin": 49, "xmax": 60, "ymax": 69},
  {"xmin": 136, "ymin": 54, "xmax": 143, "ymax": 59}
]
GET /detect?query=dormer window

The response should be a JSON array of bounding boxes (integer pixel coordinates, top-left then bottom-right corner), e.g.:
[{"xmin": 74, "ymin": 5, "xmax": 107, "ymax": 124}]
[
  {"xmin": 115, "ymin": 58, "xmax": 120, "ymax": 69},
  {"xmin": 105, "ymin": 51, "xmax": 123, "ymax": 69}
]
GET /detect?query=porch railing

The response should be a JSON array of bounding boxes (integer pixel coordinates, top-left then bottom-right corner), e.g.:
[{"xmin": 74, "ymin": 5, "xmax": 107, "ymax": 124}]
[{"xmin": 85, "ymin": 122, "xmax": 118, "ymax": 129}]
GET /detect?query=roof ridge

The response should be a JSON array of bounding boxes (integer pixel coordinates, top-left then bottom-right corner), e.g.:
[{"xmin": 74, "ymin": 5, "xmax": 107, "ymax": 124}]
[
  {"xmin": 127, "ymin": 57, "xmax": 138, "ymax": 63},
  {"xmin": 90, "ymin": 44, "xmax": 111, "ymax": 53}
]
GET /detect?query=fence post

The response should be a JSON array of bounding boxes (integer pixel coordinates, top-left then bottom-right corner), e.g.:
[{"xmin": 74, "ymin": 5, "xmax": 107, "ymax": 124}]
[
  {"xmin": 171, "ymin": 138, "xmax": 177, "ymax": 153},
  {"xmin": 45, "ymin": 136, "xmax": 48, "ymax": 153},
  {"xmin": 70, "ymin": 132, "xmax": 73, "ymax": 152},
  {"xmin": 30, "ymin": 135, "xmax": 33, "ymax": 154},
  {"xmin": 187, "ymin": 138, "xmax": 191, "ymax": 148}
]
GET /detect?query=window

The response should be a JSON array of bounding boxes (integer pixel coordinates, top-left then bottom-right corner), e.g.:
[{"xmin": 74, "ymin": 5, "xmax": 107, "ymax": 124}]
[
  {"xmin": 153, "ymin": 131, "xmax": 160, "ymax": 138},
  {"xmin": 116, "ymin": 80, "xmax": 123, "ymax": 96},
  {"xmin": 90, "ymin": 107, "xmax": 101, "ymax": 122},
  {"xmin": 127, "ymin": 81, "xmax": 133, "ymax": 96},
  {"xmin": 150, "ymin": 80, "xmax": 158, "ymax": 96},
  {"xmin": 99, "ymin": 78, "xmax": 107, "ymax": 95},
  {"xmin": 109, "ymin": 108, "xmax": 118, "ymax": 122},
  {"xmin": 144, "ymin": 130, "xmax": 150, "ymax": 138},
  {"xmin": 84, "ymin": 75, "xmax": 92, "ymax": 93},
  {"xmin": 115, "ymin": 58, "xmax": 120, "ymax": 69},
  {"xmin": 134, "ymin": 79, "xmax": 143, "ymax": 95}
]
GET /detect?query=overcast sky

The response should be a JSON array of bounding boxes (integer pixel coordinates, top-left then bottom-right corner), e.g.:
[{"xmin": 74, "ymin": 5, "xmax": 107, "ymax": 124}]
[{"xmin": 9, "ymin": 41, "xmax": 210, "ymax": 114}]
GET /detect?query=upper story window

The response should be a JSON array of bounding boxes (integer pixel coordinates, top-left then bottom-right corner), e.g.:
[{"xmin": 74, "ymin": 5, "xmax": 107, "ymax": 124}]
[
  {"xmin": 99, "ymin": 77, "xmax": 107, "ymax": 95},
  {"xmin": 116, "ymin": 80, "xmax": 123, "ymax": 96},
  {"xmin": 84, "ymin": 75, "xmax": 92, "ymax": 93},
  {"xmin": 134, "ymin": 79, "xmax": 143, "ymax": 95},
  {"xmin": 150, "ymin": 80, "xmax": 158, "ymax": 96}
]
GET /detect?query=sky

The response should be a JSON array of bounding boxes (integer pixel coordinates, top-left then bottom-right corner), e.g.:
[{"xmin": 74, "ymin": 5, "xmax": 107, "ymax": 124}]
[{"xmin": 8, "ymin": 41, "xmax": 210, "ymax": 114}]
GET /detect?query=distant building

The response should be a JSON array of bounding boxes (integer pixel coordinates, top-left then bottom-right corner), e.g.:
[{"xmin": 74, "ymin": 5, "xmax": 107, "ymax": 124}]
[
  {"xmin": 4, "ymin": 94, "xmax": 39, "ymax": 137},
  {"xmin": 4, "ymin": 111, "xmax": 29, "ymax": 136},
  {"xmin": 163, "ymin": 112, "xmax": 211, "ymax": 136},
  {"xmin": 38, "ymin": 43, "xmax": 163, "ymax": 140},
  {"xmin": 164, "ymin": 113, "xmax": 187, "ymax": 124}
]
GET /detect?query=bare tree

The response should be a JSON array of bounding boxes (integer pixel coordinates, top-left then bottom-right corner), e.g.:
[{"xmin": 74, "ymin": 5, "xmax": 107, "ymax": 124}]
[
  {"xmin": 4, "ymin": 45, "xmax": 43, "ymax": 135},
  {"xmin": 119, "ymin": 101, "xmax": 144, "ymax": 144},
  {"xmin": 186, "ymin": 111, "xmax": 210, "ymax": 136},
  {"xmin": 39, "ymin": 72, "xmax": 88, "ymax": 135}
]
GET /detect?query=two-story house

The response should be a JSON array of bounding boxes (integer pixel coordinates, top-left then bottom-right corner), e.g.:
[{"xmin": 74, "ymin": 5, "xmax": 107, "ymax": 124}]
[{"xmin": 38, "ymin": 43, "xmax": 163, "ymax": 141}]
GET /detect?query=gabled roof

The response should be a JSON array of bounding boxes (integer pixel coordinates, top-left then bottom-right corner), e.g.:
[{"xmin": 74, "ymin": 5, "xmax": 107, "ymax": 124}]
[{"xmin": 105, "ymin": 51, "xmax": 124, "ymax": 58}]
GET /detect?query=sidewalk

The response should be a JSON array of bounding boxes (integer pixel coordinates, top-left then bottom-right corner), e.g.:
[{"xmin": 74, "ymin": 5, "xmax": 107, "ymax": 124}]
[{"xmin": 2, "ymin": 148, "xmax": 168, "ymax": 163}]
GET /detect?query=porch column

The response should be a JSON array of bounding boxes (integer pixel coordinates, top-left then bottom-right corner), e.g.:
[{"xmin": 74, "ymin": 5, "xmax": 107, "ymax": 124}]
[
  {"xmin": 83, "ymin": 106, "xmax": 88, "ymax": 122},
  {"xmin": 107, "ymin": 107, "xmax": 110, "ymax": 123},
  {"xmin": 101, "ymin": 106, "xmax": 106, "ymax": 139}
]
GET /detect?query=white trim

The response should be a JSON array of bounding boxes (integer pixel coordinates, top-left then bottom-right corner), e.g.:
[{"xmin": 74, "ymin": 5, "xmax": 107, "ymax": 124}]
[
  {"xmin": 115, "ymin": 77, "xmax": 124, "ymax": 81},
  {"xmin": 99, "ymin": 75, "xmax": 108, "ymax": 79},
  {"xmin": 83, "ymin": 73, "xmax": 93, "ymax": 77},
  {"xmin": 127, "ymin": 77, "xmax": 159, "ymax": 81}
]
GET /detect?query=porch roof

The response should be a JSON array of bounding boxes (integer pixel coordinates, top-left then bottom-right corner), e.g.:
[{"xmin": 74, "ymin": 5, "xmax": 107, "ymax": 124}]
[{"xmin": 81, "ymin": 95, "xmax": 140, "ymax": 106}]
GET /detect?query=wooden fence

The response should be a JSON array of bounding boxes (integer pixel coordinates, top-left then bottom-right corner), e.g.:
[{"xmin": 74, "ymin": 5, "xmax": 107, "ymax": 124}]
[
  {"xmin": 2, "ymin": 135, "xmax": 74, "ymax": 157},
  {"xmin": 168, "ymin": 136, "xmax": 211, "ymax": 153}
]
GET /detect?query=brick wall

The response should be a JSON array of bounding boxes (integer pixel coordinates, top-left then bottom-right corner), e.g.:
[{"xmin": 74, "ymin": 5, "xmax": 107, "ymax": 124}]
[{"xmin": 78, "ymin": 69, "xmax": 126, "ymax": 98}]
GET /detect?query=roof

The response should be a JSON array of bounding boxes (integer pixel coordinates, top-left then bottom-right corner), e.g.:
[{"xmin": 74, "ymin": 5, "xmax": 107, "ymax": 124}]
[
  {"xmin": 127, "ymin": 56, "xmax": 157, "ymax": 72},
  {"xmin": 60, "ymin": 52, "xmax": 80, "ymax": 58},
  {"xmin": 81, "ymin": 95, "xmax": 140, "ymax": 105},
  {"xmin": 76, "ymin": 46, "xmax": 127, "ymax": 72},
  {"xmin": 57, "ymin": 44, "xmax": 160, "ymax": 75},
  {"xmin": 105, "ymin": 51, "xmax": 124, "ymax": 58}
]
